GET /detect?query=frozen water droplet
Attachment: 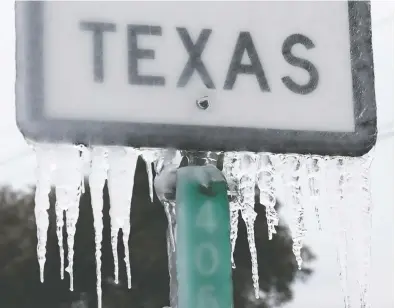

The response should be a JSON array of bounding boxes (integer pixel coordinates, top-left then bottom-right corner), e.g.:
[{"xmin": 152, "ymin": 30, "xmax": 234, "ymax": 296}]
[
  {"xmin": 107, "ymin": 147, "xmax": 139, "ymax": 288},
  {"xmin": 257, "ymin": 153, "xmax": 279, "ymax": 240},
  {"xmin": 33, "ymin": 144, "xmax": 55, "ymax": 283},
  {"xmin": 89, "ymin": 147, "xmax": 109, "ymax": 308},
  {"xmin": 52, "ymin": 144, "xmax": 86, "ymax": 291}
]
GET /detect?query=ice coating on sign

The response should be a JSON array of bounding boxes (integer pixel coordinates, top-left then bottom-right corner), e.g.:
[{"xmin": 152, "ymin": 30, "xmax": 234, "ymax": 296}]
[
  {"xmin": 222, "ymin": 152, "xmax": 240, "ymax": 268},
  {"xmin": 88, "ymin": 147, "xmax": 109, "ymax": 308},
  {"xmin": 256, "ymin": 153, "xmax": 279, "ymax": 240},
  {"xmin": 107, "ymin": 147, "xmax": 139, "ymax": 288},
  {"xmin": 238, "ymin": 152, "xmax": 260, "ymax": 299},
  {"xmin": 52, "ymin": 145, "xmax": 85, "ymax": 291},
  {"xmin": 33, "ymin": 145, "xmax": 55, "ymax": 283},
  {"xmin": 305, "ymin": 155, "xmax": 324, "ymax": 231}
]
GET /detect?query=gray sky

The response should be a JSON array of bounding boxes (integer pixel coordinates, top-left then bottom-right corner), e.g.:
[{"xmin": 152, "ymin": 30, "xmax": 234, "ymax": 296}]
[{"xmin": 0, "ymin": 1, "xmax": 393, "ymax": 307}]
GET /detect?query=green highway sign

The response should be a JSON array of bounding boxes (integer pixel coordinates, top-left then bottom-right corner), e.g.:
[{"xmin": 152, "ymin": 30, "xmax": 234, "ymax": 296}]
[{"xmin": 176, "ymin": 166, "xmax": 233, "ymax": 308}]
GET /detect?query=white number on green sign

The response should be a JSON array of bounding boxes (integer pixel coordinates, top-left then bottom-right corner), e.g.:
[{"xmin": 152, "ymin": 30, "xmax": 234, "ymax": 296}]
[{"xmin": 196, "ymin": 200, "xmax": 217, "ymax": 233}]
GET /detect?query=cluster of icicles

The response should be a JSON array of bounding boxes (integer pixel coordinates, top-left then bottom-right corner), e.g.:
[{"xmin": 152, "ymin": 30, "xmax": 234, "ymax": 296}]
[{"xmin": 32, "ymin": 143, "xmax": 373, "ymax": 308}]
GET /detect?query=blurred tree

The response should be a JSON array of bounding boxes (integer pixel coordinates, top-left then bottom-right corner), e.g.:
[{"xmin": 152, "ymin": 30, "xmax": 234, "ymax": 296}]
[{"xmin": 0, "ymin": 157, "xmax": 314, "ymax": 308}]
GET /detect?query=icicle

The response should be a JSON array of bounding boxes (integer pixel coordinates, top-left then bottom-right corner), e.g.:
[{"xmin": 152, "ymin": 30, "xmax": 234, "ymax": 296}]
[
  {"xmin": 33, "ymin": 144, "xmax": 55, "ymax": 283},
  {"xmin": 88, "ymin": 147, "xmax": 109, "ymax": 308},
  {"xmin": 326, "ymin": 156, "xmax": 352, "ymax": 308},
  {"xmin": 238, "ymin": 152, "xmax": 260, "ymax": 299},
  {"xmin": 154, "ymin": 149, "xmax": 182, "ymax": 253},
  {"xmin": 281, "ymin": 154, "xmax": 306, "ymax": 270},
  {"xmin": 52, "ymin": 145, "xmax": 86, "ymax": 291},
  {"xmin": 141, "ymin": 148, "xmax": 164, "ymax": 202},
  {"xmin": 222, "ymin": 152, "xmax": 240, "ymax": 268},
  {"xmin": 270, "ymin": 154, "xmax": 288, "ymax": 210},
  {"xmin": 55, "ymin": 198, "xmax": 65, "ymax": 280},
  {"xmin": 305, "ymin": 155, "xmax": 325, "ymax": 230},
  {"xmin": 166, "ymin": 220, "xmax": 178, "ymax": 308},
  {"xmin": 122, "ymin": 220, "xmax": 132, "ymax": 289},
  {"xmin": 229, "ymin": 205, "xmax": 240, "ymax": 269},
  {"xmin": 153, "ymin": 161, "xmax": 179, "ymax": 308},
  {"xmin": 107, "ymin": 147, "xmax": 139, "ymax": 288},
  {"xmin": 164, "ymin": 200, "xmax": 177, "ymax": 252},
  {"xmin": 354, "ymin": 153, "xmax": 374, "ymax": 308},
  {"xmin": 240, "ymin": 206, "xmax": 259, "ymax": 298},
  {"xmin": 154, "ymin": 149, "xmax": 182, "ymax": 251},
  {"xmin": 147, "ymin": 161, "xmax": 154, "ymax": 202},
  {"xmin": 110, "ymin": 228, "xmax": 119, "ymax": 285},
  {"xmin": 337, "ymin": 157, "xmax": 353, "ymax": 308},
  {"xmin": 256, "ymin": 153, "xmax": 279, "ymax": 240}
]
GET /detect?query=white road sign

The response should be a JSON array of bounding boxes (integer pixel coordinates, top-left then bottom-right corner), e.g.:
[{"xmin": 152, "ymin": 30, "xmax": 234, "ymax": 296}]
[{"xmin": 15, "ymin": 1, "xmax": 377, "ymax": 156}]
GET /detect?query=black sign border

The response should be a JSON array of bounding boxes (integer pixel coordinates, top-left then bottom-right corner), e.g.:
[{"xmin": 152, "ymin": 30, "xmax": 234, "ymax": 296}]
[{"xmin": 15, "ymin": 1, "xmax": 377, "ymax": 157}]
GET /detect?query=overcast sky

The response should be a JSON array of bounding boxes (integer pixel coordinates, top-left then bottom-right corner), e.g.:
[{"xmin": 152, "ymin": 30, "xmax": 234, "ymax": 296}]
[{"xmin": 0, "ymin": 1, "xmax": 393, "ymax": 307}]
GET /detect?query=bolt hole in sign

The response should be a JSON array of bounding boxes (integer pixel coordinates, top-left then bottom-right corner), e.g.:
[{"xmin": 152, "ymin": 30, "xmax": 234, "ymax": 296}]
[{"xmin": 15, "ymin": 1, "xmax": 376, "ymax": 156}]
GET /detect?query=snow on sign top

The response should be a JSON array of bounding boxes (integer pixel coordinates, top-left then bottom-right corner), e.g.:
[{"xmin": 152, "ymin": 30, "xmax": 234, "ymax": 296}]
[{"xmin": 15, "ymin": 1, "xmax": 376, "ymax": 157}]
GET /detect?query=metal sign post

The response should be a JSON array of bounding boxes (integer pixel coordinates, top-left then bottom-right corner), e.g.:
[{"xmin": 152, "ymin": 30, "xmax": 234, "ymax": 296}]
[{"xmin": 176, "ymin": 166, "xmax": 233, "ymax": 308}]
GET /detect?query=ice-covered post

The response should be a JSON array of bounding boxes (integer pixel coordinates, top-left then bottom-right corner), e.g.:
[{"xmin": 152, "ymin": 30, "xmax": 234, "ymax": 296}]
[
  {"xmin": 176, "ymin": 165, "xmax": 233, "ymax": 308},
  {"xmin": 154, "ymin": 149, "xmax": 183, "ymax": 308},
  {"xmin": 184, "ymin": 151, "xmax": 221, "ymax": 168}
]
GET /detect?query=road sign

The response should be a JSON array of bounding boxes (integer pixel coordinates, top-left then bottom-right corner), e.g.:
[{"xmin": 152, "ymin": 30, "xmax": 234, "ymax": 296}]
[
  {"xmin": 176, "ymin": 166, "xmax": 232, "ymax": 308},
  {"xmin": 15, "ymin": 1, "xmax": 376, "ymax": 156}
]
